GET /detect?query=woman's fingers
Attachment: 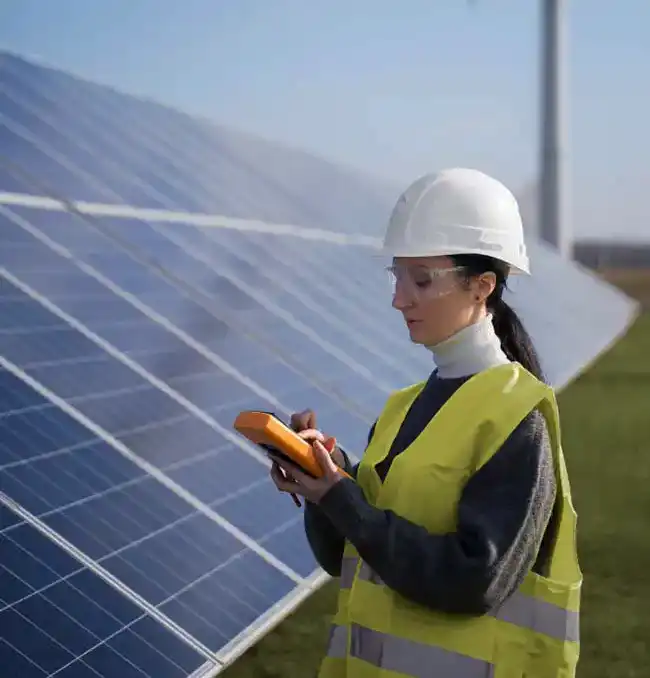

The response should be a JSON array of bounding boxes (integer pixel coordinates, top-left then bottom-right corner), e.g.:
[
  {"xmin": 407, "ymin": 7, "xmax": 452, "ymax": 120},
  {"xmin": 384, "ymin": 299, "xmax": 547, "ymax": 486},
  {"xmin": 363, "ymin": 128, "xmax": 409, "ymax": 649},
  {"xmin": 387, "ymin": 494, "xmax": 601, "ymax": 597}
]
[
  {"xmin": 297, "ymin": 428, "xmax": 326, "ymax": 443},
  {"xmin": 270, "ymin": 461, "xmax": 296, "ymax": 492},
  {"xmin": 290, "ymin": 409, "xmax": 317, "ymax": 432},
  {"xmin": 312, "ymin": 440, "xmax": 340, "ymax": 476},
  {"xmin": 323, "ymin": 436, "xmax": 337, "ymax": 453},
  {"xmin": 297, "ymin": 430, "xmax": 343, "ymax": 466}
]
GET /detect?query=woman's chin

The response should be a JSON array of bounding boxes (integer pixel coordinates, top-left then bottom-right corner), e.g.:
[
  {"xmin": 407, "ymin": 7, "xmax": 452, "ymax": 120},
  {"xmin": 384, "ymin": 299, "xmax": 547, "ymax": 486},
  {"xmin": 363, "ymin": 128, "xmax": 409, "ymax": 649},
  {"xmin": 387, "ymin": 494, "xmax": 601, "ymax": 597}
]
[{"xmin": 406, "ymin": 323, "xmax": 428, "ymax": 344}]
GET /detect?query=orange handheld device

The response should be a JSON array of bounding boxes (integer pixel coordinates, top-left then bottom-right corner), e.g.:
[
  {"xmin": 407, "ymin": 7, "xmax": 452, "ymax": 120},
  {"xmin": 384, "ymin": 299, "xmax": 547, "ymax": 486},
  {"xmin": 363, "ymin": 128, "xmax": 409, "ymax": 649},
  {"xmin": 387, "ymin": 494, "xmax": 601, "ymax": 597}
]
[{"xmin": 233, "ymin": 410, "xmax": 351, "ymax": 480}]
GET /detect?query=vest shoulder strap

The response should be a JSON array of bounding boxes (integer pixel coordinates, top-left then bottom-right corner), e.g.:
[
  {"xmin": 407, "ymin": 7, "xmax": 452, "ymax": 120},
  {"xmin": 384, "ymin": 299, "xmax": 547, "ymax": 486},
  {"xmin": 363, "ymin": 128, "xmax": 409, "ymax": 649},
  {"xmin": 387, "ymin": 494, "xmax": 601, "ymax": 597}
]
[
  {"xmin": 371, "ymin": 364, "xmax": 555, "ymax": 473},
  {"xmin": 465, "ymin": 363, "xmax": 555, "ymax": 471},
  {"xmin": 374, "ymin": 379, "xmax": 427, "ymax": 432}
]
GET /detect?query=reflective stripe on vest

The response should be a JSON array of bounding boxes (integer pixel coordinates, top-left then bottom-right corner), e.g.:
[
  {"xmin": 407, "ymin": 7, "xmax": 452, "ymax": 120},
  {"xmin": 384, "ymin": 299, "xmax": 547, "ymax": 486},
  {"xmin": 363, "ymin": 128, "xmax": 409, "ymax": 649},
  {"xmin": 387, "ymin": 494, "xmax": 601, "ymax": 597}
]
[
  {"xmin": 327, "ymin": 623, "xmax": 492, "ymax": 677},
  {"xmin": 353, "ymin": 559, "xmax": 579, "ymax": 642}
]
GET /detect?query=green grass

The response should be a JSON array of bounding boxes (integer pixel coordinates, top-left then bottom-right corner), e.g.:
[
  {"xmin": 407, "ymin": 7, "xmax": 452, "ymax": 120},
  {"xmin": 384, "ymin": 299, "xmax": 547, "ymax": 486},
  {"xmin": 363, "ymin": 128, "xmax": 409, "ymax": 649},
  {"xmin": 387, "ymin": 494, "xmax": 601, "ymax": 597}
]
[{"xmin": 223, "ymin": 311, "xmax": 650, "ymax": 678}]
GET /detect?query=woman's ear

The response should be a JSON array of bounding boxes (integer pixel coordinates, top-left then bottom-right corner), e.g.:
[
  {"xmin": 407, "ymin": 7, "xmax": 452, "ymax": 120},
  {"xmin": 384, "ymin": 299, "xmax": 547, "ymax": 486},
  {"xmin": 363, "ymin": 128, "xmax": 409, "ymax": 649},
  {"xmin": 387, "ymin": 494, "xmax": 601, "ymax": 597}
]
[{"xmin": 471, "ymin": 271, "xmax": 497, "ymax": 304}]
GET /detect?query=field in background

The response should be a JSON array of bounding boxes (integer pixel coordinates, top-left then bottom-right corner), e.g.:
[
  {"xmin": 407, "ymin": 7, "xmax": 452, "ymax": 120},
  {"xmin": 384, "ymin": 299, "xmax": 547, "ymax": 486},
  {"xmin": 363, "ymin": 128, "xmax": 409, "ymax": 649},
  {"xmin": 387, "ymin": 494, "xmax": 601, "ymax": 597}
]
[
  {"xmin": 223, "ymin": 272, "xmax": 650, "ymax": 678},
  {"xmin": 601, "ymin": 269, "xmax": 650, "ymax": 308}
]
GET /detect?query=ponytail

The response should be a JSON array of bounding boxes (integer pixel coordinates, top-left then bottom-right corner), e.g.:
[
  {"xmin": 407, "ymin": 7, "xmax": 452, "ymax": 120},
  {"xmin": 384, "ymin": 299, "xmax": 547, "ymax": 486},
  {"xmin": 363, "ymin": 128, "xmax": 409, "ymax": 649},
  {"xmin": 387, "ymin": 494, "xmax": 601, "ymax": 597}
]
[
  {"xmin": 450, "ymin": 253, "xmax": 546, "ymax": 383},
  {"xmin": 489, "ymin": 296, "xmax": 546, "ymax": 382}
]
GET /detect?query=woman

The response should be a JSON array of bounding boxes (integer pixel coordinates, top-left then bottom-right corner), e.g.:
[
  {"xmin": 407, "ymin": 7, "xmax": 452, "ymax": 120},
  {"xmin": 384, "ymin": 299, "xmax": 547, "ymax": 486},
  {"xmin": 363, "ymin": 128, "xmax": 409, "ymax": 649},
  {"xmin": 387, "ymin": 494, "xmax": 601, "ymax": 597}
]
[{"xmin": 270, "ymin": 168, "xmax": 582, "ymax": 677}]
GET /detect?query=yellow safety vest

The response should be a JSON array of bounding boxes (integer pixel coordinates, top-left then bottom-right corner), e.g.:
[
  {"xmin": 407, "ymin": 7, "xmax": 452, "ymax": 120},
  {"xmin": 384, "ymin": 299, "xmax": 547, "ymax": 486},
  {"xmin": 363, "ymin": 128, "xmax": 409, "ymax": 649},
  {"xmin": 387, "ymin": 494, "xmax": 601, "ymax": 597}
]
[{"xmin": 318, "ymin": 363, "xmax": 582, "ymax": 678}]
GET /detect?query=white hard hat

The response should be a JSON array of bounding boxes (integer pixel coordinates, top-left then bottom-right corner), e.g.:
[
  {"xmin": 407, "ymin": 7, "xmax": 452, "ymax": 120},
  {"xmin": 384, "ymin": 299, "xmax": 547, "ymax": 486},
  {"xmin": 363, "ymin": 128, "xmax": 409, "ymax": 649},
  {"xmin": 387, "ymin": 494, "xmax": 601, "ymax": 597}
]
[{"xmin": 382, "ymin": 168, "xmax": 530, "ymax": 275}]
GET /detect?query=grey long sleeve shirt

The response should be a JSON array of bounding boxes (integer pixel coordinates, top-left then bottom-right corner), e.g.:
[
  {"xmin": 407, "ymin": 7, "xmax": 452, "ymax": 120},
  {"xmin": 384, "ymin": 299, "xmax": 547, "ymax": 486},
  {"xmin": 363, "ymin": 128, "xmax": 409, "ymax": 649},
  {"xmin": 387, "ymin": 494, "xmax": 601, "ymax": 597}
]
[{"xmin": 303, "ymin": 371, "xmax": 559, "ymax": 615}]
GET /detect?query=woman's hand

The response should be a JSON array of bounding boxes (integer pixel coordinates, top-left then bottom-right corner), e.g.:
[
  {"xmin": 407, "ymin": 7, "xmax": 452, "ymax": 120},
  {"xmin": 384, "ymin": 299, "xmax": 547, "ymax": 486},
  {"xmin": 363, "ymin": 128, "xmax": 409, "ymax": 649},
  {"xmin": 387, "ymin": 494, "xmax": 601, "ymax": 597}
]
[
  {"xmin": 290, "ymin": 409, "xmax": 346, "ymax": 468},
  {"xmin": 270, "ymin": 428, "xmax": 344, "ymax": 504}
]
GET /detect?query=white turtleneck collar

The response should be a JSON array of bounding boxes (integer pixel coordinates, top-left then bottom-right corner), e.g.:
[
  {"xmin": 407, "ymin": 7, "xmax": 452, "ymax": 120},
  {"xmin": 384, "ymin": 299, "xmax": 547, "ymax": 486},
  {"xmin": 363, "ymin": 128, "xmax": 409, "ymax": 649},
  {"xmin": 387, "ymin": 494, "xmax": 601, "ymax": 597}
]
[{"xmin": 427, "ymin": 313, "xmax": 511, "ymax": 379}]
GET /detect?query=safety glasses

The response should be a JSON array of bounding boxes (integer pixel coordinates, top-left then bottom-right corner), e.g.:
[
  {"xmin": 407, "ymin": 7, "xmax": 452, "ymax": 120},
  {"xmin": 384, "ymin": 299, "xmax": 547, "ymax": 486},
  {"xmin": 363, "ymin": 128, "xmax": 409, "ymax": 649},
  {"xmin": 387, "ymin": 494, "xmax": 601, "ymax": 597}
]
[{"xmin": 385, "ymin": 263, "xmax": 466, "ymax": 301}]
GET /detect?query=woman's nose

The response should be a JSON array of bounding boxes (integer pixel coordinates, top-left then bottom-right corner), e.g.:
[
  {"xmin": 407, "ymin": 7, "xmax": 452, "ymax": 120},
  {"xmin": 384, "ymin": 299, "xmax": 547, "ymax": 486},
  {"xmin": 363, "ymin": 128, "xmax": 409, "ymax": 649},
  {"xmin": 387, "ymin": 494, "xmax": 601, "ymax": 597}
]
[{"xmin": 392, "ymin": 279, "xmax": 415, "ymax": 310}]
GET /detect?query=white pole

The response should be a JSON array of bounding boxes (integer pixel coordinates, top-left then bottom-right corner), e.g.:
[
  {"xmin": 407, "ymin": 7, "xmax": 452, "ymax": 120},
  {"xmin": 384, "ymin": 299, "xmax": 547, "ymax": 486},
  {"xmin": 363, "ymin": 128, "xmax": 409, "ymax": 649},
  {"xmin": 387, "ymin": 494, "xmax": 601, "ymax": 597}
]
[{"xmin": 539, "ymin": 0, "xmax": 571, "ymax": 257}]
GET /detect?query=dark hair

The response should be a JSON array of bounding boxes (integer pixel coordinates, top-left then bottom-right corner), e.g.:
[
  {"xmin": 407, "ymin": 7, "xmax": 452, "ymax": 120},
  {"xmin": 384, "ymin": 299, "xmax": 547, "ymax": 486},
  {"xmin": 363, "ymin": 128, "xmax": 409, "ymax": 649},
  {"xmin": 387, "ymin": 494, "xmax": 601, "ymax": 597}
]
[{"xmin": 450, "ymin": 254, "xmax": 546, "ymax": 382}]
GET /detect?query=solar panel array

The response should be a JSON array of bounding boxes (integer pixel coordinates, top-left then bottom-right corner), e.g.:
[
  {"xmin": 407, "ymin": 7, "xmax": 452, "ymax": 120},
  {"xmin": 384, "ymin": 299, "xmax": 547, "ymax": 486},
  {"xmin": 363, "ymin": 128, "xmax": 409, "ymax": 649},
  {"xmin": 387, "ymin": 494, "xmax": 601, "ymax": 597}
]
[{"xmin": 0, "ymin": 52, "xmax": 639, "ymax": 678}]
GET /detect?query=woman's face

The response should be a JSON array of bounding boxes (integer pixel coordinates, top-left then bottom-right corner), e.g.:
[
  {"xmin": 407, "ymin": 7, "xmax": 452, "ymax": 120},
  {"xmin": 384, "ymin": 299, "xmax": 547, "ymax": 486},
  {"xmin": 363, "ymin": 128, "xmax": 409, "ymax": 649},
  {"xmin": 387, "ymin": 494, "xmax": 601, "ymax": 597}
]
[{"xmin": 390, "ymin": 255, "xmax": 496, "ymax": 346}]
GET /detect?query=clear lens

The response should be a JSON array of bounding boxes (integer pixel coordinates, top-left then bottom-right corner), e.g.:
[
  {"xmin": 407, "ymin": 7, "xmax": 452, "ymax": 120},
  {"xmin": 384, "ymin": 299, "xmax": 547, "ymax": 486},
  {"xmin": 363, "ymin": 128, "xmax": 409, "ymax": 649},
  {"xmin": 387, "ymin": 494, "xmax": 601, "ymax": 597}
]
[
  {"xmin": 386, "ymin": 266, "xmax": 398, "ymax": 294},
  {"xmin": 386, "ymin": 264, "xmax": 464, "ymax": 300}
]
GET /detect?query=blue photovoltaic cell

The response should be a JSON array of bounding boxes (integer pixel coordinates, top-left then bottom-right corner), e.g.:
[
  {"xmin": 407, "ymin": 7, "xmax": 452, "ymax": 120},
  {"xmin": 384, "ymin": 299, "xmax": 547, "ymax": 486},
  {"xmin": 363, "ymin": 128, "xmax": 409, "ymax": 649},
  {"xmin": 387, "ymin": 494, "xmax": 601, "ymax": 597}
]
[
  {"xmin": 0, "ymin": 208, "xmax": 363, "ymax": 573},
  {"xmin": 0, "ymin": 364, "xmax": 299, "ymax": 654},
  {"xmin": 0, "ymin": 179, "xmax": 385, "ymax": 668},
  {"xmin": 0, "ymin": 503, "xmax": 206, "ymax": 678},
  {"xmin": 202, "ymin": 228, "xmax": 415, "ymax": 362},
  {"xmin": 0, "ymin": 51, "xmax": 423, "ymax": 411},
  {"xmin": 0, "ymin": 204, "xmax": 380, "ymax": 451},
  {"xmin": 69, "ymin": 213, "xmax": 402, "ymax": 396},
  {"xmin": 0, "ymin": 54, "xmax": 394, "ymax": 233},
  {"xmin": 0, "ymin": 52, "xmax": 420, "ymax": 399},
  {"xmin": 143, "ymin": 221, "xmax": 420, "ymax": 387}
]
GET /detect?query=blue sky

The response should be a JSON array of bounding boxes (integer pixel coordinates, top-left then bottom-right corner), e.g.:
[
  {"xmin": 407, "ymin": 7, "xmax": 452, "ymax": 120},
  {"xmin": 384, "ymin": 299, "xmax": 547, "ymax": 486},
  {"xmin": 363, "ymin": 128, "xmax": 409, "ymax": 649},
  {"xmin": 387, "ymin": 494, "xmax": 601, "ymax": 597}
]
[{"xmin": 1, "ymin": 0, "xmax": 648, "ymax": 240}]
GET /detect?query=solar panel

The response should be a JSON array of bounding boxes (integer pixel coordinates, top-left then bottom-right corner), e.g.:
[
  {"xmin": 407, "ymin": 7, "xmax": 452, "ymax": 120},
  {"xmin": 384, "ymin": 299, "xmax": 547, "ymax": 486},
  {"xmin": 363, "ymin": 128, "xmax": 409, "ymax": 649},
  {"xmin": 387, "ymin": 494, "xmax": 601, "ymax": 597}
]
[
  {"xmin": 0, "ymin": 53, "xmax": 395, "ymax": 234},
  {"xmin": 0, "ymin": 501, "xmax": 207, "ymax": 678},
  {"xmin": 0, "ymin": 51, "xmax": 639, "ymax": 677}
]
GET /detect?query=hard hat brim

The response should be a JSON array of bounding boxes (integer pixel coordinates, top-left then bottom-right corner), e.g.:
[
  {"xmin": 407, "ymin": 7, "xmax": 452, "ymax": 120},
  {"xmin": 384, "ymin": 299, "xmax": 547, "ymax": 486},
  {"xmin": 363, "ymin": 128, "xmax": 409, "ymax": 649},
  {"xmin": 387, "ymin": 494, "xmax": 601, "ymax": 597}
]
[{"xmin": 379, "ymin": 244, "xmax": 530, "ymax": 275}]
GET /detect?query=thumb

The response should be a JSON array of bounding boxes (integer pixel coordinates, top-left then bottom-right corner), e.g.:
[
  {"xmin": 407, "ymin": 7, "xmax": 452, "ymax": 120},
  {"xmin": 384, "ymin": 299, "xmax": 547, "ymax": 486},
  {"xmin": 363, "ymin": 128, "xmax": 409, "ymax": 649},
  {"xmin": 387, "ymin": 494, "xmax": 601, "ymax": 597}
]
[
  {"xmin": 324, "ymin": 436, "xmax": 337, "ymax": 453},
  {"xmin": 313, "ymin": 440, "xmax": 338, "ymax": 476}
]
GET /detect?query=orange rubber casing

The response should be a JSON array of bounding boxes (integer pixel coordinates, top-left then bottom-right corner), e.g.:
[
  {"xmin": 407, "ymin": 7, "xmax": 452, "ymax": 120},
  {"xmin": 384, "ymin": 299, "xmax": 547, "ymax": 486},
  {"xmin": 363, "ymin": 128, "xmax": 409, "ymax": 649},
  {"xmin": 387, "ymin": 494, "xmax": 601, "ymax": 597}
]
[{"xmin": 233, "ymin": 410, "xmax": 351, "ymax": 479}]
